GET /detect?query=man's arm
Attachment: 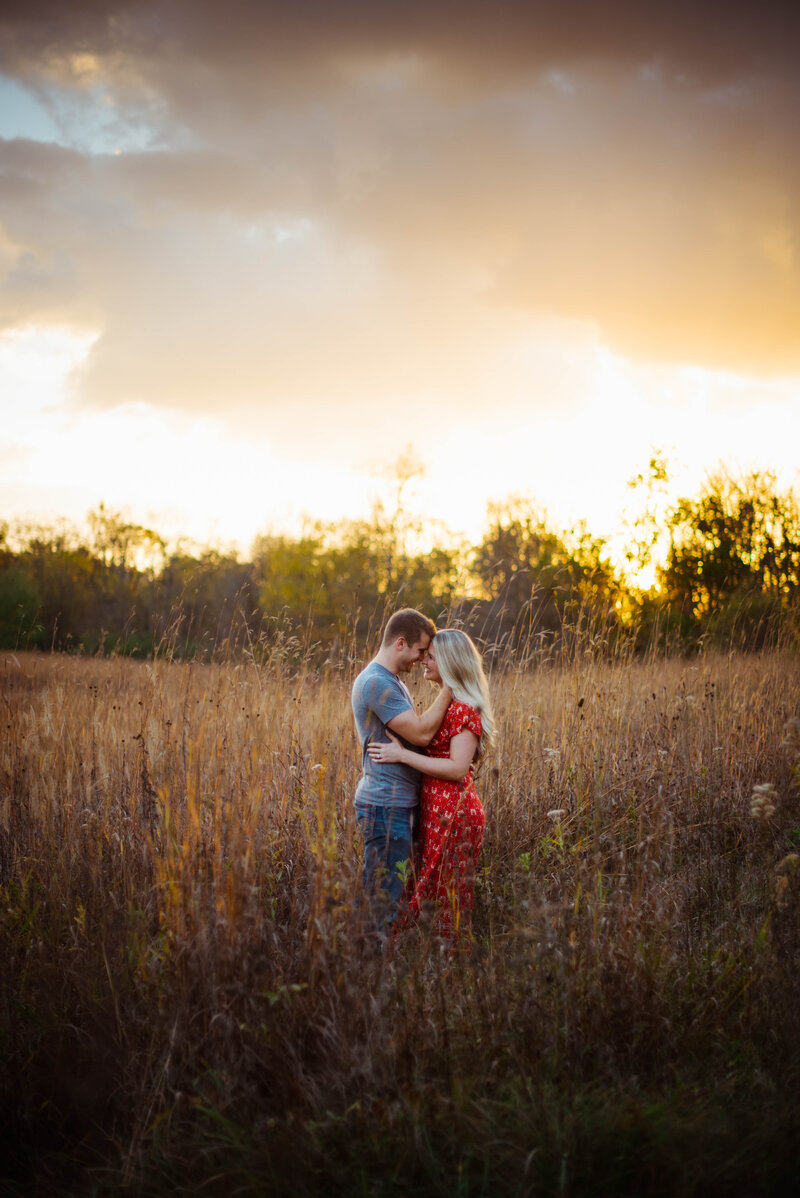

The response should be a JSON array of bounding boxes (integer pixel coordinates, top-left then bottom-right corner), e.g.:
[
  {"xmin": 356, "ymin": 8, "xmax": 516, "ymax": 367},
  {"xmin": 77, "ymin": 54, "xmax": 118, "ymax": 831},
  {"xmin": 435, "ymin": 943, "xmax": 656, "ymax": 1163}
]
[
  {"xmin": 386, "ymin": 686, "xmax": 451, "ymax": 746},
  {"xmin": 368, "ymin": 729, "xmax": 477, "ymax": 781}
]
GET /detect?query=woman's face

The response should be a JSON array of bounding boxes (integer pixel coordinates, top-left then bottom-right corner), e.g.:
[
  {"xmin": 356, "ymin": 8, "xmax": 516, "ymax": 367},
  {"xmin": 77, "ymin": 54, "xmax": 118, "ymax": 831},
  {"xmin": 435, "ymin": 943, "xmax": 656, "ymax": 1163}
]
[{"xmin": 423, "ymin": 642, "xmax": 443, "ymax": 684}]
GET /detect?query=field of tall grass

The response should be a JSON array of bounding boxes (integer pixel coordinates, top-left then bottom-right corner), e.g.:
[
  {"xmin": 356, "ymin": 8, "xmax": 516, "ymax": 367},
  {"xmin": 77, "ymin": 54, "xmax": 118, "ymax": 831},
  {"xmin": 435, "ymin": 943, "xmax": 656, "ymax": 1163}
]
[{"xmin": 2, "ymin": 640, "xmax": 800, "ymax": 1195}]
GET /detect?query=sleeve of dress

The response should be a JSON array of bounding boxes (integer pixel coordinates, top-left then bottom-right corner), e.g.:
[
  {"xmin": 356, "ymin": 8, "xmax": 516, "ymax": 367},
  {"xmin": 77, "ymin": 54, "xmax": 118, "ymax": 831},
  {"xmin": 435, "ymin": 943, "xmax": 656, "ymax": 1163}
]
[{"xmin": 453, "ymin": 702, "xmax": 482, "ymax": 740}]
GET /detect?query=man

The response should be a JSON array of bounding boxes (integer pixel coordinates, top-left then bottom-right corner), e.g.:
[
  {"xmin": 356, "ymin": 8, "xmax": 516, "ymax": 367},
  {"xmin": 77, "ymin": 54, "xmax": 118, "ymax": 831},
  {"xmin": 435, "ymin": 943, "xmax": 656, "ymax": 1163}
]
[{"xmin": 351, "ymin": 608, "xmax": 451, "ymax": 933}]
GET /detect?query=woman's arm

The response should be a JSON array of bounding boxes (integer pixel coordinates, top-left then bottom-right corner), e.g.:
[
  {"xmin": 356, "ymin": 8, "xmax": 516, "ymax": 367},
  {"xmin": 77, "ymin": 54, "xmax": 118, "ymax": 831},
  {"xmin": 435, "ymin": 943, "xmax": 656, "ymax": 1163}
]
[
  {"xmin": 386, "ymin": 685, "xmax": 452, "ymax": 746},
  {"xmin": 366, "ymin": 728, "xmax": 477, "ymax": 783}
]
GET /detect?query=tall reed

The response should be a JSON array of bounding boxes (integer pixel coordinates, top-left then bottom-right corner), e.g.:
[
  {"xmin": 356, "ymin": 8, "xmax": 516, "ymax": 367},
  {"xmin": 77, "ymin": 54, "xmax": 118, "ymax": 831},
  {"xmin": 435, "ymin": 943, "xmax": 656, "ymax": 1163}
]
[{"xmin": 1, "ymin": 637, "xmax": 799, "ymax": 1195}]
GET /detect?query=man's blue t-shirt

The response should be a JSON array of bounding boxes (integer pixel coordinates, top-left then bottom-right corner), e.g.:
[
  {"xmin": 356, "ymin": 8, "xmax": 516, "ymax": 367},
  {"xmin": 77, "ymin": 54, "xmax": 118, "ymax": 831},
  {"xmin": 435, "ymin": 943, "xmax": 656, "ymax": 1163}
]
[{"xmin": 351, "ymin": 661, "xmax": 421, "ymax": 809}]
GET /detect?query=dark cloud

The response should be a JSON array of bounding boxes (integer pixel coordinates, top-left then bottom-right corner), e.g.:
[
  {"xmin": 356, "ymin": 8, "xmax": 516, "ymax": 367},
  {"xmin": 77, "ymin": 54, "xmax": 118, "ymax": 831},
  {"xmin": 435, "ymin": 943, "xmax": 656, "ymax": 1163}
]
[
  {"xmin": 3, "ymin": 2, "xmax": 800, "ymax": 84},
  {"xmin": 1, "ymin": 0, "xmax": 799, "ymax": 432}
]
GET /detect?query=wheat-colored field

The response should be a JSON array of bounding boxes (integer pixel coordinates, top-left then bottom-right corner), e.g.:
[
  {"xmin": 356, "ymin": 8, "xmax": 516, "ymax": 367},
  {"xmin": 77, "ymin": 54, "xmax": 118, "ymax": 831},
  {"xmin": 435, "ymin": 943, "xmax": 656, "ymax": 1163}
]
[{"xmin": 2, "ymin": 646, "xmax": 799, "ymax": 1196}]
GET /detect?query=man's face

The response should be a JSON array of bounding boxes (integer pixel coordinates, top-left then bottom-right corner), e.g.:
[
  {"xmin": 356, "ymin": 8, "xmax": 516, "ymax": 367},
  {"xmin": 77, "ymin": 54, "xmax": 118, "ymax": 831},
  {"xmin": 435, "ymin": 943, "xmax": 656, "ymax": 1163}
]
[{"xmin": 397, "ymin": 634, "xmax": 431, "ymax": 673}]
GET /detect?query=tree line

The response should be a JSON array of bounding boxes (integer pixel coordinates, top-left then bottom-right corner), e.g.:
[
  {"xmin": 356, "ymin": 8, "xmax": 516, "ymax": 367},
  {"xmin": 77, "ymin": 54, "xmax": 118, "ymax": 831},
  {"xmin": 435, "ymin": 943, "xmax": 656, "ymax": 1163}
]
[{"xmin": 1, "ymin": 465, "xmax": 798, "ymax": 660}]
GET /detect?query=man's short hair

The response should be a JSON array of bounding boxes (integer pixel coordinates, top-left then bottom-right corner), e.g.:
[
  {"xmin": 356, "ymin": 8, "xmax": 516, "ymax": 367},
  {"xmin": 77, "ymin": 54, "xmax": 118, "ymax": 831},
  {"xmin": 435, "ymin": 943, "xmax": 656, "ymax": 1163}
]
[{"xmin": 382, "ymin": 608, "xmax": 436, "ymax": 647}]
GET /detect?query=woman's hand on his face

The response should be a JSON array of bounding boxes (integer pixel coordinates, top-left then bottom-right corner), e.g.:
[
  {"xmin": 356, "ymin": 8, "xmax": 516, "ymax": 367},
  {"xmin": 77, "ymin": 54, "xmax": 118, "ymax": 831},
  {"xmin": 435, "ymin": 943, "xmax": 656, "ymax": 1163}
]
[{"xmin": 366, "ymin": 731, "xmax": 405, "ymax": 764}]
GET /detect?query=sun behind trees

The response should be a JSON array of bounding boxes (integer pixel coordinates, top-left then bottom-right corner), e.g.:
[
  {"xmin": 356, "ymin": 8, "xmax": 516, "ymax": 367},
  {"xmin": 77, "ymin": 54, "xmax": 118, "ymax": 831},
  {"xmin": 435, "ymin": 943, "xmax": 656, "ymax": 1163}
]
[{"xmin": 0, "ymin": 466, "xmax": 798, "ymax": 656}]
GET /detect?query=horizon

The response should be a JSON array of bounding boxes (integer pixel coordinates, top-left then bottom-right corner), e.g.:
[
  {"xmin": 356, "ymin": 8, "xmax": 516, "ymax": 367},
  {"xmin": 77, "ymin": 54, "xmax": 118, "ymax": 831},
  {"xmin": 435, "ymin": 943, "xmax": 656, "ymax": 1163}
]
[{"xmin": 3, "ymin": 453, "xmax": 797, "ymax": 599}]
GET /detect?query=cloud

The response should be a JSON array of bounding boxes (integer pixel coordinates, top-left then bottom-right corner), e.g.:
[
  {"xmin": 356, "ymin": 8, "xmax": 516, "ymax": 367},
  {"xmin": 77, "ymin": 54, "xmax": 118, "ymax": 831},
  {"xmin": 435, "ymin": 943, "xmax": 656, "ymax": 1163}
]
[
  {"xmin": 4, "ymin": 2, "xmax": 800, "ymax": 83},
  {"xmin": 0, "ymin": 0, "xmax": 799, "ymax": 447}
]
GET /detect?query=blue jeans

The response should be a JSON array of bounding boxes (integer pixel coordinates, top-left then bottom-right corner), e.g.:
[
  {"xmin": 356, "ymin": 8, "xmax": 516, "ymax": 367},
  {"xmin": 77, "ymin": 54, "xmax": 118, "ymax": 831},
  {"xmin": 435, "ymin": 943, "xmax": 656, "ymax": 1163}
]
[{"xmin": 355, "ymin": 802, "xmax": 418, "ymax": 931}]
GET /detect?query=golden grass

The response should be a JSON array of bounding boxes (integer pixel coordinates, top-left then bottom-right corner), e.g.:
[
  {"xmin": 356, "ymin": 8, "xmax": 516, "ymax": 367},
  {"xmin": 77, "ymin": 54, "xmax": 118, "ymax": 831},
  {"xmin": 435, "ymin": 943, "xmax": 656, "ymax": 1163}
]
[{"xmin": 2, "ymin": 645, "xmax": 800, "ymax": 1195}]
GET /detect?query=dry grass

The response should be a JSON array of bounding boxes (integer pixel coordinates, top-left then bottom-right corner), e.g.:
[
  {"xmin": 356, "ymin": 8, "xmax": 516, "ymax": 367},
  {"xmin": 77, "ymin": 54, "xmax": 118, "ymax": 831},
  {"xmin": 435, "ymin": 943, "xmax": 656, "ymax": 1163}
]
[{"xmin": 2, "ymin": 643, "xmax": 800, "ymax": 1196}]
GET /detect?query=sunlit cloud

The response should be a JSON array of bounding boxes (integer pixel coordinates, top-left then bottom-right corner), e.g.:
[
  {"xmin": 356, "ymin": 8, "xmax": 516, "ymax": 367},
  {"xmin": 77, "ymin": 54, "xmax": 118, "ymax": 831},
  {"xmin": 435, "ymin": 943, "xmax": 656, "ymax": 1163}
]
[
  {"xmin": 0, "ymin": 326, "xmax": 375, "ymax": 548},
  {"xmin": 0, "ymin": 1, "xmax": 798, "ymax": 549}
]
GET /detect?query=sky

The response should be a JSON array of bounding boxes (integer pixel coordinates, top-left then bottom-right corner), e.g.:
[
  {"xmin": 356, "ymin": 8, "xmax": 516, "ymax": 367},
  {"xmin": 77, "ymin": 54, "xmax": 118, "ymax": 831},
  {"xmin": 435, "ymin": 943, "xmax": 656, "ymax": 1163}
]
[{"xmin": 1, "ymin": 0, "xmax": 799, "ymax": 561}]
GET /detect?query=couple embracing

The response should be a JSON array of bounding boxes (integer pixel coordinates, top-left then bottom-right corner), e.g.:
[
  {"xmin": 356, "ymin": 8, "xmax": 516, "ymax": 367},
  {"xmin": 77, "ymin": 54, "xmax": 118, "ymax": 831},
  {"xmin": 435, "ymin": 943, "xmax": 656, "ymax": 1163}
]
[{"xmin": 351, "ymin": 608, "xmax": 494, "ymax": 945}]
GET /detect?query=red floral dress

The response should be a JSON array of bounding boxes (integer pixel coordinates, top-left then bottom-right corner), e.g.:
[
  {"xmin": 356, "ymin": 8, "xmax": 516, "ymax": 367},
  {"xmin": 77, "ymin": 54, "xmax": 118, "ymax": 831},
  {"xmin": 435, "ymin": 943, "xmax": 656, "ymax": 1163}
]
[{"xmin": 408, "ymin": 700, "xmax": 485, "ymax": 943}]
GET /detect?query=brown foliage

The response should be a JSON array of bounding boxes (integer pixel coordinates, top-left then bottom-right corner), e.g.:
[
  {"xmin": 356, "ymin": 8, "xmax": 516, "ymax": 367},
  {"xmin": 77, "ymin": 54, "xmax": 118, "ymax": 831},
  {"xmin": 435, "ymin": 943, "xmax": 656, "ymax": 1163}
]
[{"xmin": 2, "ymin": 645, "xmax": 800, "ymax": 1194}]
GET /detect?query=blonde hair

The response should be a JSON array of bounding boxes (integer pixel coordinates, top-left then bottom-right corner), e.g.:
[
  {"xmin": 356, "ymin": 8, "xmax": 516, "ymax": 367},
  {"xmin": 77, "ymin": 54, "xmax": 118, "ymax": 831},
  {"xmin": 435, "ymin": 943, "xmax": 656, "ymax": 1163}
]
[{"xmin": 433, "ymin": 629, "xmax": 495, "ymax": 762}]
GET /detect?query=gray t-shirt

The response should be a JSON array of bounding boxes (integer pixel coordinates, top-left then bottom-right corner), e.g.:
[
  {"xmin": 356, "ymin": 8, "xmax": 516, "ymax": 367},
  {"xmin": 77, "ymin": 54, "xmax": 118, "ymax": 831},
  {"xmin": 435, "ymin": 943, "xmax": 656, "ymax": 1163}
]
[{"xmin": 351, "ymin": 661, "xmax": 422, "ymax": 809}]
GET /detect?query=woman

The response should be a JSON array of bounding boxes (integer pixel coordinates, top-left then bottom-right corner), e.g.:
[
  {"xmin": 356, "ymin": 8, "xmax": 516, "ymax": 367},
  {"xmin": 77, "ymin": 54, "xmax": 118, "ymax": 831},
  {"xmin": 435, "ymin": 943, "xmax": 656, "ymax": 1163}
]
[{"xmin": 367, "ymin": 628, "xmax": 495, "ymax": 944}]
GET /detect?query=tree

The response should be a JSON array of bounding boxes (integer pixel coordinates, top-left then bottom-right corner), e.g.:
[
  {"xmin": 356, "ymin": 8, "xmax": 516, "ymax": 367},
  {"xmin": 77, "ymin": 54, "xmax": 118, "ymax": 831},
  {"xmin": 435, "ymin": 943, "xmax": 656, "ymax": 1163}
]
[
  {"xmin": 252, "ymin": 515, "xmax": 461, "ymax": 654},
  {"xmin": 88, "ymin": 504, "xmax": 166, "ymax": 574},
  {"xmin": 0, "ymin": 566, "xmax": 41, "ymax": 649},
  {"xmin": 621, "ymin": 450, "xmax": 673, "ymax": 587},
  {"xmin": 158, "ymin": 548, "xmax": 257, "ymax": 654},
  {"xmin": 470, "ymin": 499, "xmax": 619, "ymax": 653},
  {"xmin": 660, "ymin": 469, "xmax": 800, "ymax": 644}
]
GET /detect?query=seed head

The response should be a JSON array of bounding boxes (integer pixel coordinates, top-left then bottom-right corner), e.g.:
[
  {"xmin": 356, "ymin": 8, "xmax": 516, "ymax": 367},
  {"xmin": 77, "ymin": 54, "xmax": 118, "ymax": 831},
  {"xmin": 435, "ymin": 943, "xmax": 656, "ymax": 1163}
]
[
  {"xmin": 774, "ymin": 853, "xmax": 799, "ymax": 908},
  {"xmin": 750, "ymin": 782, "xmax": 777, "ymax": 821},
  {"xmin": 775, "ymin": 852, "xmax": 799, "ymax": 876},
  {"xmin": 780, "ymin": 718, "xmax": 800, "ymax": 761}
]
